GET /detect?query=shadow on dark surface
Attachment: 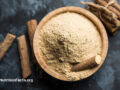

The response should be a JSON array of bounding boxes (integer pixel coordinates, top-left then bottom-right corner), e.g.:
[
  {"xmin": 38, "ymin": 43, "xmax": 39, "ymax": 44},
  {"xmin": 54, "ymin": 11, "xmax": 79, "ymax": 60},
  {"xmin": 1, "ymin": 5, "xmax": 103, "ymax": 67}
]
[{"xmin": 40, "ymin": 74, "xmax": 101, "ymax": 90}]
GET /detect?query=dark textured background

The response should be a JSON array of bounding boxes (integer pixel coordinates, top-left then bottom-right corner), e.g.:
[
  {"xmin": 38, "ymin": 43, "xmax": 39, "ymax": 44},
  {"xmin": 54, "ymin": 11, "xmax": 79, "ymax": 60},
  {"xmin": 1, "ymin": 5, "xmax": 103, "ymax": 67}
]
[{"xmin": 0, "ymin": 0, "xmax": 120, "ymax": 90}]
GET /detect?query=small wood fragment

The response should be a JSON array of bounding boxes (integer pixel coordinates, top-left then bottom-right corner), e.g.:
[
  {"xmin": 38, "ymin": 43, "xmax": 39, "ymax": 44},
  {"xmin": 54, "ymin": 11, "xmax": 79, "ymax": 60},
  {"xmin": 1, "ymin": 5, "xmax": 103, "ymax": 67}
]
[
  {"xmin": 17, "ymin": 35, "xmax": 31, "ymax": 78},
  {"xmin": 71, "ymin": 55, "xmax": 101, "ymax": 72},
  {"xmin": 0, "ymin": 33, "xmax": 16, "ymax": 60}
]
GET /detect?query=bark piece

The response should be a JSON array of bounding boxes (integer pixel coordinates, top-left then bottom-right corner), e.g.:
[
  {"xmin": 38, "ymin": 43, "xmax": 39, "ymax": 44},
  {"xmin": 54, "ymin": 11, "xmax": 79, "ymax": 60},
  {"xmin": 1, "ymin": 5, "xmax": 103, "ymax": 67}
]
[
  {"xmin": 71, "ymin": 55, "xmax": 101, "ymax": 72},
  {"xmin": 17, "ymin": 35, "xmax": 31, "ymax": 78},
  {"xmin": 0, "ymin": 33, "xmax": 16, "ymax": 60}
]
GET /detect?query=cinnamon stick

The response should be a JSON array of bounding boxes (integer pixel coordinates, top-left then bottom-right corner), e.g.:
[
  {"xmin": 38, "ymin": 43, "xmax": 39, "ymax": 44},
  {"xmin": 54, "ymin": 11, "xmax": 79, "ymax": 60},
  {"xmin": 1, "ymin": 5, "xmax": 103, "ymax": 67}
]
[
  {"xmin": 71, "ymin": 55, "xmax": 101, "ymax": 72},
  {"xmin": 17, "ymin": 35, "xmax": 31, "ymax": 78},
  {"xmin": 0, "ymin": 33, "xmax": 16, "ymax": 60}
]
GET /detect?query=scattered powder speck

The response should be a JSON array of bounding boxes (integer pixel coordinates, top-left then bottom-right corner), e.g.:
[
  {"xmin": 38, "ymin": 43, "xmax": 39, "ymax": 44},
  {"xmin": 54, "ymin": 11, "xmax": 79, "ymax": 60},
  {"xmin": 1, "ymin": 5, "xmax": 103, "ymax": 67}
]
[{"xmin": 38, "ymin": 12, "xmax": 102, "ymax": 81}]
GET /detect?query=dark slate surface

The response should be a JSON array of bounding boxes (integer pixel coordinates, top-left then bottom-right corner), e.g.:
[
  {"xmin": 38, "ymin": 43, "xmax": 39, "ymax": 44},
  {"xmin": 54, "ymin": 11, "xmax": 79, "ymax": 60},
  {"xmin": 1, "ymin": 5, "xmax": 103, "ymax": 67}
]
[{"xmin": 0, "ymin": 0, "xmax": 120, "ymax": 90}]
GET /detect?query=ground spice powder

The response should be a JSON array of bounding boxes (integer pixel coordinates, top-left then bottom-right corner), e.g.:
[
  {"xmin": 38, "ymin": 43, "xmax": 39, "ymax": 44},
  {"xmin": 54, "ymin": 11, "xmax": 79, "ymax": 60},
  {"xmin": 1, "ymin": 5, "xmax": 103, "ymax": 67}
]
[{"xmin": 38, "ymin": 12, "xmax": 102, "ymax": 81}]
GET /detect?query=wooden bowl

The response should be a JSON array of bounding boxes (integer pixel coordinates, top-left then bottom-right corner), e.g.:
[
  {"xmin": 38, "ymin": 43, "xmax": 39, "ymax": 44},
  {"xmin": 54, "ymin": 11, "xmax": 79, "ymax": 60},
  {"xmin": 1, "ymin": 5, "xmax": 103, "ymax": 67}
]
[{"xmin": 33, "ymin": 6, "xmax": 108, "ymax": 81}]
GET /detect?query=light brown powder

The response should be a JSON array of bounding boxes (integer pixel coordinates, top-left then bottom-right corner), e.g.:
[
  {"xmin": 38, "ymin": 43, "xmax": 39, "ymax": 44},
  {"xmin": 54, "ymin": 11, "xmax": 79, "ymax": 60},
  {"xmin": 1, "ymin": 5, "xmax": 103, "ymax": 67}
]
[{"xmin": 38, "ymin": 12, "xmax": 102, "ymax": 81}]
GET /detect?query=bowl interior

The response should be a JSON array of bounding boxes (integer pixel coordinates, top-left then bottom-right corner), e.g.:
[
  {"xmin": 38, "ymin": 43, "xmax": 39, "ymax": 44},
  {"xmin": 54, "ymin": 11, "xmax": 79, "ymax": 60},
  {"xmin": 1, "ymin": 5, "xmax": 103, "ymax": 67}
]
[{"xmin": 33, "ymin": 6, "xmax": 108, "ymax": 81}]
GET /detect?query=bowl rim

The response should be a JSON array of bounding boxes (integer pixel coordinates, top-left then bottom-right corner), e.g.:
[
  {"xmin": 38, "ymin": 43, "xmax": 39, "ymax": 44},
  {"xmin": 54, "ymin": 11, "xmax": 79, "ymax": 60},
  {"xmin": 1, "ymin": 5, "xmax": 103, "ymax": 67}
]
[{"xmin": 33, "ymin": 6, "xmax": 108, "ymax": 81}]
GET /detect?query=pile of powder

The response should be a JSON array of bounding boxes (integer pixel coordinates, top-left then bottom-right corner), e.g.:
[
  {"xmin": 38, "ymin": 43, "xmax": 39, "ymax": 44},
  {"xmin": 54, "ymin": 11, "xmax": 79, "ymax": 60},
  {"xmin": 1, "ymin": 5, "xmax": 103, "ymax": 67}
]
[{"xmin": 38, "ymin": 12, "xmax": 102, "ymax": 81}]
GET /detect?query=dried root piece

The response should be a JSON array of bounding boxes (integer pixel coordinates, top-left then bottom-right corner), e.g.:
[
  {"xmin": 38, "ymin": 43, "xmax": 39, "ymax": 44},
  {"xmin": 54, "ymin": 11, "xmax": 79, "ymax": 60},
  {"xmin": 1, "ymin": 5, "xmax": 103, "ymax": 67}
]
[
  {"xmin": 94, "ymin": 0, "xmax": 120, "ymax": 19},
  {"xmin": 27, "ymin": 19, "xmax": 37, "ymax": 64},
  {"xmin": 71, "ymin": 55, "xmax": 101, "ymax": 72},
  {"xmin": 17, "ymin": 35, "xmax": 31, "ymax": 78},
  {"xmin": 81, "ymin": 1, "xmax": 120, "ymax": 34},
  {"xmin": 105, "ymin": 0, "xmax": 120, "ymax": 12},
  {"xmin": 27, "ymin": 19, "xmax": 43, "ymax": 78},
  {"xmin": 27, "ymin": 19, "xmax": 37, "ymax": 49},
  {"xmin": 0, "ymin": 33, "xmax": 16, "ymax": 60},
  {"xmin": 105, "ymin": 0, "xmax": 115, "ymax": 8}
]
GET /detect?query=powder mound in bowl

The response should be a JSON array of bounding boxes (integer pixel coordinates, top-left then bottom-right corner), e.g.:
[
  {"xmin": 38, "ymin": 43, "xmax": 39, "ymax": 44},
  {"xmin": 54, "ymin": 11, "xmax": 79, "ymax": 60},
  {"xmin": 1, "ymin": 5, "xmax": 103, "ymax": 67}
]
[{"xmin": 38, "ymin": 12, "xmax": 102, "ymax": 81}]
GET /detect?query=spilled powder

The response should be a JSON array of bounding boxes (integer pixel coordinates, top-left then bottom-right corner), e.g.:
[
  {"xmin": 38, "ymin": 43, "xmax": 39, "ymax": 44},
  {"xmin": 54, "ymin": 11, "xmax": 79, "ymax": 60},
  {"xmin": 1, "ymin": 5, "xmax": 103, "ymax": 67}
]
[{"xmin": 38, "ymin": 12, "xmax": 102, "ymax": 81}]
